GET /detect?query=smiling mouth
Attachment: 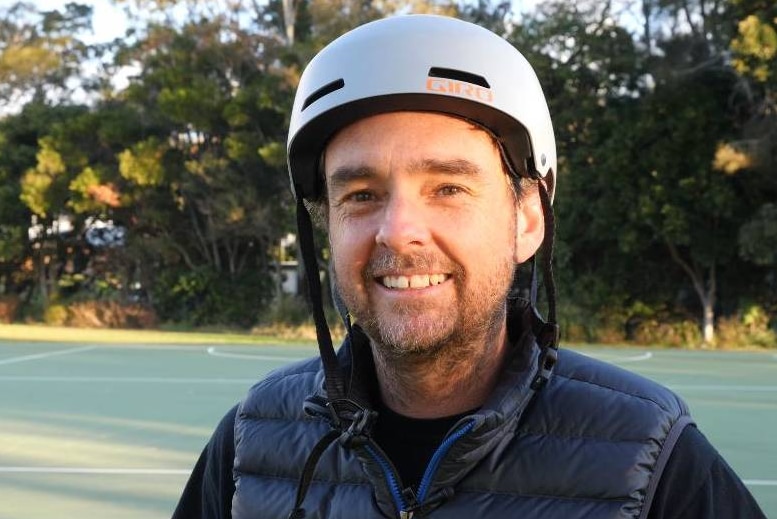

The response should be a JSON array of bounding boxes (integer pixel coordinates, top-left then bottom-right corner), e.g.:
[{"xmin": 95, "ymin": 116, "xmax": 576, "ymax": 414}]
[{"xmin": 380, "ymin": 274, "xmax": 449, "ymax": 289}]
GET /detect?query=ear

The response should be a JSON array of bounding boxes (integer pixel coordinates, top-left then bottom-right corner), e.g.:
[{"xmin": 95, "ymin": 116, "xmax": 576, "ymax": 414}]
[{"xmin": 513, "ymin": 184, "xmax": 545, "ymax": 264}]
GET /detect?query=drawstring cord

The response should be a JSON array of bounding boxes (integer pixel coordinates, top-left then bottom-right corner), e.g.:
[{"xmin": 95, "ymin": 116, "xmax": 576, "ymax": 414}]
[
  {"xmin": 287, "ymin": 406, "xmax": 377, "ymax": 519},
  {"xmin": 286, "ymin": 430, "xmax": 340, "ymax": 519}
]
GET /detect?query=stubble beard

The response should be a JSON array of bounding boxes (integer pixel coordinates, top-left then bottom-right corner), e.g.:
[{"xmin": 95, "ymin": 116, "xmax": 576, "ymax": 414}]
[{"xmin": 334, "ymin": 250, "xmax": 515, "ymax": 364}]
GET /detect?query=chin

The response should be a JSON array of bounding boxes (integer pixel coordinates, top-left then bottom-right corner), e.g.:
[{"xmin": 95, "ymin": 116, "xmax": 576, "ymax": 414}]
[{"xmin": 367, "ymin": 316, "xmax": 456, "ymax": 360}]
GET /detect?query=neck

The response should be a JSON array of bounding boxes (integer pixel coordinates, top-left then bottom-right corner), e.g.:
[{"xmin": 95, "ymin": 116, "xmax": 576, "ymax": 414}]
[{"xmin": 371, "ymin": 323, "xmax": 509, "ymax": 419}]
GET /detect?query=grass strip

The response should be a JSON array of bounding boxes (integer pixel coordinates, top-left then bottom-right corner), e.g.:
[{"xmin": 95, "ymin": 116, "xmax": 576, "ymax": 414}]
[{"xmin": 0, "ymin": 323, "xmax": 312, "ymax": 345}]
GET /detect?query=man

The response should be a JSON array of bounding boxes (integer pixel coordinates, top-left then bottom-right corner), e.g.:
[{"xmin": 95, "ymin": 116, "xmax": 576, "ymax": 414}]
[{"xmin": 174, "ymin": 15, "xmax": 765, "ymax": 519}]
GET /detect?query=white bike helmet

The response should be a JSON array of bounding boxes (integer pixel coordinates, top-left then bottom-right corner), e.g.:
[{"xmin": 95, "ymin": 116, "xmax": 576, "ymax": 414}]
[{"xmin": 287, "ymin": 14, "xmax": 557, "ymax": 201}]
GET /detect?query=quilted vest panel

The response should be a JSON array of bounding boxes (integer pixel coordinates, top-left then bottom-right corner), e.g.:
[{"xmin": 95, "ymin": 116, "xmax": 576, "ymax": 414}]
[{"xmin": 233, "ymin": 343, "xmax": 689, "ymax": 519}]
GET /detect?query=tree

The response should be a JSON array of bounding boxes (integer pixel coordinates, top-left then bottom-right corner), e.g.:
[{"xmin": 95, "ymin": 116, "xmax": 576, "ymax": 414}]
[
  {"xmin": 112, "ymin": 16, "xmax": 296, "ymax": 324},
  {"xmin": 728, "ymin": 3, "xmax": 777, "ymax": 268},
  {"xmin": 0, "ymin": 102, "xmax": 89, "ymax": 305},
  {"xmin": 0, "ymin": 2, "xmax": 94, "ymax": 109},
  {"xmin": 506, "ymin": 0, "xmax": 776, "ymax": 345}
]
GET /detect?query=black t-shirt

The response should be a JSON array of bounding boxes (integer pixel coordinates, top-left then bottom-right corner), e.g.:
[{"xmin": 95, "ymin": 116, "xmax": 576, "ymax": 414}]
[
  {"xmin": 172, "ymin": 403, "xmax": 766, "ymax": 519},
  {"xmin": 370, "ymin": 401, "xmax": 474, "ymax": 490}
]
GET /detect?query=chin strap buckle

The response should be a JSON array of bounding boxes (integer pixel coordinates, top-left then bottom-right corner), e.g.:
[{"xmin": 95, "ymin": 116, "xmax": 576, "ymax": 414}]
[
  {"xmin": 531, "ymin": 322, "xmax": 559, "ymax": 391},
  {"xmin": 338, "ymin": 407, "xmax": 377, "ymax": 447},
  {"xmin": 318, "ymin": 398, "xmax": 377, "ymax": 448}
]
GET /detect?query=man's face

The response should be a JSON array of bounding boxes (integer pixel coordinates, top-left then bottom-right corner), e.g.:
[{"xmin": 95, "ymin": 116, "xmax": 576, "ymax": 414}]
[{"xmin": 324, "ymin": 112, "xmax": 522, "ymax": 359}]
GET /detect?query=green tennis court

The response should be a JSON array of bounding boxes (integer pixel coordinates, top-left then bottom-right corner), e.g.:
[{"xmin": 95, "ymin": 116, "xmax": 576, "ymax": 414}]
[{"xmin": 1, "ymin": 341, "xmax": 775, "ymax": 518}]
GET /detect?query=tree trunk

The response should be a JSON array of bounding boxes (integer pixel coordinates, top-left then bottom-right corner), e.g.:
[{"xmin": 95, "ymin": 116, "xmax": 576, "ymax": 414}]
[
  {"xmin": 282, "ymin": 0, "xmax": 297, "ymax": 45},
  {"xmin": 37, "ymin": 250, "xmax": 48, "ymax": 307},
  {"xmin": 702, "ymin": 298, "xmax": 714, "ymax": 345},
  {"xmin": 642, "ymin": 0, "xmax": 652, "ymax": 55},
  {"xmin": 665, "ymin": 241, "xmax": 717, "ymax": 346},
  {"xmin": 702, "ymin": 264, "xmax": 717, "ymax": 346}
]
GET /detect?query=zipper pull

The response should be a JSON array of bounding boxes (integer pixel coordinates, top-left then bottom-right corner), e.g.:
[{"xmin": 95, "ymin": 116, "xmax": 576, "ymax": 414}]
[
  {"xmin": 399, "ymin": 487, "xmax": 418, "ymax": 519},
  {"xmin": 401, "ymin": 487, "xmax": 454, "ymax": 518}
]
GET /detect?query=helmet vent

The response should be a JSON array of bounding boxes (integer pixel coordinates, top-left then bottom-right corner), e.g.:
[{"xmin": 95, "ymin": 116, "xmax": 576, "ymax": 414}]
[
  {"xmin": 302, "ymin": 79, "xmax": 345, "ymax": 111},
  {"xmin": 428, "ymin": 67, "xmax": 490, "ymax": 88}
]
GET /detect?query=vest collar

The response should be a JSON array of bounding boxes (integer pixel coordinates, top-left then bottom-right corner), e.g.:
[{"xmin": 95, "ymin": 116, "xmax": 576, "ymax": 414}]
[{"xmin": 330, "ymin": 301, "xmax": 546, "ymax": 515}]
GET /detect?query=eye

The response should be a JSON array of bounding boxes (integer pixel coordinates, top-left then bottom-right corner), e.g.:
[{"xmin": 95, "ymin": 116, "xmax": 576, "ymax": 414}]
[
  {"xmin": 346, "ymin": 190, "xmax": 376, "ymax": 203},
  {"xmin": 436, "ymin": 184, "xmax": 464, "ymax": 197},
  {"xmin": 334, "ymin": 189, "xmax": 378, "ymax": 208}
]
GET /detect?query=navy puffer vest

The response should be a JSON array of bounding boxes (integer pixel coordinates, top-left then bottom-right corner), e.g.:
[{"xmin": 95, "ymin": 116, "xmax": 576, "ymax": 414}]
[{"xmin": 233, "ymin": 319, "xmax": 691, "ymax": 519}]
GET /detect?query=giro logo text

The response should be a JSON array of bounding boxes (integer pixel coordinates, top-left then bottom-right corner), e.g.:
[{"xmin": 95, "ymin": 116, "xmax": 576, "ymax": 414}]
[{"xmin": 426, "ymin": 78, "xmax": 494, "ymax": 103}]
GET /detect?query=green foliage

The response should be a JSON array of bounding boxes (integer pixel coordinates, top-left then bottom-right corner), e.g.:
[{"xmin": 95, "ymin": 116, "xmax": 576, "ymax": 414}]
[
  {"xmin": 631, "ymin": 319, "xmax": 703, "ymax": 348},
  {"xmin": 0, "ymin": 2, "xmax": 94, "ymax": 107},
  {"xmin": 68, "ymin": 166, "xmax": 117, "ymax": 213},
  {"xmin": 0, "ymin": 225, "xmax": 24, "ymax": 263},
  {"xmin": 257, "ymin": 141, "xmax": 287, "ymax": 168},
  {"xmin": 739, "ymin": 203, "xmax": 777, "ymax": 266},
  {"xmin": 258, "ymin": 294, "xmax": 313, "ymax": 327},
  {"xmin": 731, "ymin": 14, "xmax": 777, "ymax": 82},
  {"xmin": 43, "ymin": 304, "xmax": 68, "ymax": 326},
  {"xmin": 65, "ymin": 300, "xmax": 158, "ymax": 329},
  {"xmin": 152, "ymin": 267, "xmax": 274, "ymax": 327},
  {"xmin": 0, "ymin": 102, "xmax": 87, "ymax": 296},
  {"xmin": 20, "ymin": 137, "xmax": 66, "ymax": 217},
  {"xmin": 717, "ymin": 305, "xmax": 777, "ymax": 348},
  {"xmin": 118, "ymin": 138, "xmax": 166, "ymax": 187},
  {"xmin": 0, "ymin": 295, "xmax": 21, "ymax": 323}
]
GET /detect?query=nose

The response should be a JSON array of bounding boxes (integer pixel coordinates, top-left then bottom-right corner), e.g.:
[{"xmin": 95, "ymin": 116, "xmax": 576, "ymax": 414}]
[{"xmin": 375, "ymin": 193, "xmax": 430, "ymax": 252}]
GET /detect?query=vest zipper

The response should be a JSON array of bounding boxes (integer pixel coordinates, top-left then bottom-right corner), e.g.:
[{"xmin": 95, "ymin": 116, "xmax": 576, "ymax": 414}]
[
  {"xmin": 364, "ymin": 443, "xmax": 408, "ymax": 514},
  {"xmin": 415, "ymin": 420, "xmax": 475, "ymax": 503},
  {"xmin": 365, "ymin": 419, "xmax": 476, "ymax": 518}
]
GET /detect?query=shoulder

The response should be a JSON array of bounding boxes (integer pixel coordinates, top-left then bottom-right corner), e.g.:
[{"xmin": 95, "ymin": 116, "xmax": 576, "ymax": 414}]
[
  {"xmin": 648, "ymin": 425, "xmax": 767, "ymax": 519},
  {"xmin": 237, "ymin": 355, "xmax": 324, "ymax": 420},
  {"xmin": 552, "ymin": 348, "xmax": 689, "ymax": 416},
  {"xmin": 526, "ymin": 349, "xmax": 691, "ymax": 442}
]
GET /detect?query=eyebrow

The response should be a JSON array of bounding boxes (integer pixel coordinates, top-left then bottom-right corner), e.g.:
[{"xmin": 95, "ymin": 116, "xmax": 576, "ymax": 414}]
[
  {"xmin": 411, "ymin": 158, "xmax": 484, "ymax": 178},
  {"xmin": 327, "ymin": 158, "xmax": 484, "ymax": 190},
  {"xmin": 327, "ymin": 165, "xmax": 377, "ymax": 192}
]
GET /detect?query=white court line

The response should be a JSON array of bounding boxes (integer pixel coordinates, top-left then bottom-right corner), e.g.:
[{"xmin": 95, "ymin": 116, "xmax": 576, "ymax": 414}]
[
  {"xmin": 582, "ymin": 352, "xmax": 653, "ymax": 363},
  {"xmin": 1, "ymin": 466, "xmax": 773, "ymax": 487},
  {"xmin": 743, "ymin": 480, "xmax": 777, "ymax": 487},
  {"xmin": 611, "ymin": 352, "xmax": 652, "ymax": 363},
  {"xmin": 206, "ymin": 346, "xmax": 302, "ymax": 362},
  {"xmin": 0, "ymin": 375, "xmax": 255, "ymax": 384},
  {"xmin": 0, "ymin": 466, "xmax": 189, "ymax": 475},
  {"xmin": 0, "ymin": 345, "xmax": 96, "ymax": 366}
]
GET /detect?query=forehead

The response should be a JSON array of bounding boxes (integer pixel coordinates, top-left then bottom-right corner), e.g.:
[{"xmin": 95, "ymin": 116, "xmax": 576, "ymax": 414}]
[{"xmin": 323, "ymin": 112, "xmax": 500, "ymax": 172}]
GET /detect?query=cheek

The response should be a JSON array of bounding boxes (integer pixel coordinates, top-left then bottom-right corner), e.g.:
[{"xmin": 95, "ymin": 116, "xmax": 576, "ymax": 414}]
[
  {"xmin": 448, "ymin": 208, "xmax": 515, "ymax": 247},
  {"xmin": 452, "ymin": 218, "xmax": 516, "ymax": 273},
  {"xmin": 330, "ymin": 222, "xmax": 373, "ymax": 282}
]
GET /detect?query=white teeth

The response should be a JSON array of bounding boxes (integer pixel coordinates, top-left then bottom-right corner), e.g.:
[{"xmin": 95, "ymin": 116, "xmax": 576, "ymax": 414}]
[
  {"xmin": 410, "ymin": 275, "xmax": 427, "ymax": 288},
  {"xmin": 381, "ymin": 274, "xmax": 447, "ymax": 289}
]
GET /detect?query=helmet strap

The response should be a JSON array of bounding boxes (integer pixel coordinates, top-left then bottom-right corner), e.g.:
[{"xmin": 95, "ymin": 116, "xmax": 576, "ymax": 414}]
[
  {"xmin": 529, "ymin": 256, "xmax": 539, "ymax": 308},
  {"xmin": 295, "ymin": 189, "xmax": 346, "ymax": 401},
  {"xmin": 528, "ymin": 179, "xmax": 560, "ymax": 391},
  {"xmin": 537, "ymin": 180, "xmax": 557, "ymax": 325}
]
